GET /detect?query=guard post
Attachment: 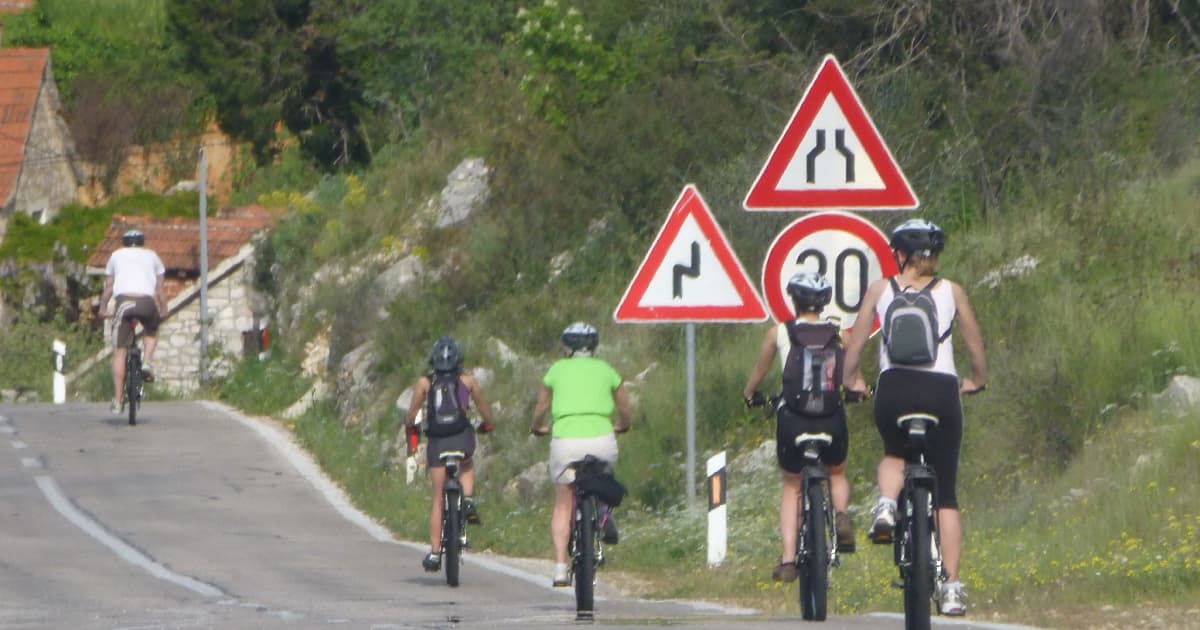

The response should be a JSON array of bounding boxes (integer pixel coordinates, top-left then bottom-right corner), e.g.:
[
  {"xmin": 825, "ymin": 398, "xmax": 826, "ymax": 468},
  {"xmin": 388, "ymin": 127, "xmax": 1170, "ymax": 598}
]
[
  {"xmin": 51, "ymin": 339, "xmax": 66, "ymax": 404},
  {"xmin": 706, "ymin": 450, "xmax": 727, "ymax": 567}
]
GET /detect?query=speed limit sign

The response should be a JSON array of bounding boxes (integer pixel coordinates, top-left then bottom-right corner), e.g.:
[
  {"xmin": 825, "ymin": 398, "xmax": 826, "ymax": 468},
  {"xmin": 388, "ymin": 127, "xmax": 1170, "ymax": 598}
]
[{"xmin": 761, "ymin": 211, "xmax": 898, "ymax": 332}]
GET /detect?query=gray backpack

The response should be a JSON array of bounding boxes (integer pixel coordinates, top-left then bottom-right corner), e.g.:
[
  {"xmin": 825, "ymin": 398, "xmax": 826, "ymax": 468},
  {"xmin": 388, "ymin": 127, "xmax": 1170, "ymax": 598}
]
[{"xmin": 882, "ymin": 277, "xmax": 951, "ymax": 366}]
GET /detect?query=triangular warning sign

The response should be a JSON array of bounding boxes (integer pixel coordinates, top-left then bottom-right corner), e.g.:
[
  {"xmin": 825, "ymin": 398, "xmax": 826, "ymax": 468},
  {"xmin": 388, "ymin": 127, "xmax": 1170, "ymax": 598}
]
[
  {"xmin": 744, "ymin": 54, "xmax": 918, "ymax": 211},
  {"xmin": 614, "ymin": 185, "xmax": 767, "ymax": 323}
]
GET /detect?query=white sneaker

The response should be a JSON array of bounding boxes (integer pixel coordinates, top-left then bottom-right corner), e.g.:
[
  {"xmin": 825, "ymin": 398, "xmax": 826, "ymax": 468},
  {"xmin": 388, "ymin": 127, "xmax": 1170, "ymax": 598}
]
[
  {"xmin": 938, "ymin": 582, "xmax": 967, "ymax": 616},
  {"xmin": 141, "ymin": 362, "xmax": 155, "ymax": 382},
  {"xmin": 869, "ymin": 502, "xmax": 896, "ymax": 543},
  {"xmin": 552, "ymin": 563, "xmax": 570, "ymax": 587},
  {"xmin": 109, "ymin": 399, "xmax": 123, "ymax": 414}
]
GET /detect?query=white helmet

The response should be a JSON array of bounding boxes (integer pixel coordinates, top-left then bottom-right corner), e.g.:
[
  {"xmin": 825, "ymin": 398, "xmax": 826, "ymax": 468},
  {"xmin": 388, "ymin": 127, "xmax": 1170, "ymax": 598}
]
[{"xmin": 786, "ymin": 270, "xmax": 832, "ymax": 312}]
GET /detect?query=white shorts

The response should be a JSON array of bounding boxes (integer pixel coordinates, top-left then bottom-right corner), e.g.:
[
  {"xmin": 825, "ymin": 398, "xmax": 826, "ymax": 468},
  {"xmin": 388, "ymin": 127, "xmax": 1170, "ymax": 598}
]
[{"xmin": 549, "ymin": 433, "xmax": 618, "ymax": 484}]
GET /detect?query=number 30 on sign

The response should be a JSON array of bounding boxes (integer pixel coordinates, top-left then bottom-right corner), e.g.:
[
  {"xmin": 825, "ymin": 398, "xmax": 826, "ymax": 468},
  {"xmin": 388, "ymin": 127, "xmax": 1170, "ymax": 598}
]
[{"xmin": 760, "ymin": 211, "xmax": 898, "ymax": 333}]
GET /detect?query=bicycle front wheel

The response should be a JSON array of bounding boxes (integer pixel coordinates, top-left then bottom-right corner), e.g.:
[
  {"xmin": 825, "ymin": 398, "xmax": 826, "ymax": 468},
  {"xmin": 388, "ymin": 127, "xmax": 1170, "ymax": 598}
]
[
  {"xmin": 798, "ymin": 481, "xmax": 829, "ymax": 621},
  {"xmin": 444, "ymin": 490, "xmax": 461, "ymax": 587},
  {"xmin": 574, "ymin": 494, "xmax": 596, "ymax": 619},
  {"xmin": 903, "ymin": 486, "xmax": 934, "ymax": 630}
]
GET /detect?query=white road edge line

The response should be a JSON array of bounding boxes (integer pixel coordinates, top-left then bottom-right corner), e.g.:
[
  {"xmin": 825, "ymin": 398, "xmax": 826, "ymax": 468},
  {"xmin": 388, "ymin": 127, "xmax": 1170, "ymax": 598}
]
[
  {"xmin": 869, "ymin": 613, "xmax": 1045, "ymax": 629},
  {"xmin": 34, "ymin": 475, "xmax": 224, "ymax": 597},
  {"xmin": 201, "ymin": 400, "xmax": 757, "ymax": 616}
]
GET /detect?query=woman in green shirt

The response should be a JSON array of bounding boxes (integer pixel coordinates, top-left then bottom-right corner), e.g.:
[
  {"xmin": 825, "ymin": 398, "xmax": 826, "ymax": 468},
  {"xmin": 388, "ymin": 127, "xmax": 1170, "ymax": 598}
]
[{"xmin": 532, "ymin": 322, "xmax": 632, "ymax": 587}]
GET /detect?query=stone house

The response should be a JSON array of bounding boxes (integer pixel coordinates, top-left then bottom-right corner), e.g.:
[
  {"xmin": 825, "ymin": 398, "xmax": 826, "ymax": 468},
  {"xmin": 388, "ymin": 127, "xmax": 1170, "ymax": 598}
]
[
  {"xmin": 0, "ymin": 47, "xmax": 83, "ymax": 240},
  {"xmin": 83, "ymin": 206, "xmax": 278, "ymax": 392}
]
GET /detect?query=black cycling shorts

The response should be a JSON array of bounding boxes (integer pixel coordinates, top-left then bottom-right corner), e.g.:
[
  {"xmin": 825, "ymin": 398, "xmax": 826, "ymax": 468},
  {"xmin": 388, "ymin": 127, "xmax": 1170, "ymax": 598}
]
[
  {"xmin": 775, "ymin": 406, "xmax": 848, "ymax": 474},
  {"xmin": 873, "ymin": 368, "xmax": 963, "ymax": 509},
  {"xmin": 426, "ymin": 429, "xmax": 476, "ymax": 469}
]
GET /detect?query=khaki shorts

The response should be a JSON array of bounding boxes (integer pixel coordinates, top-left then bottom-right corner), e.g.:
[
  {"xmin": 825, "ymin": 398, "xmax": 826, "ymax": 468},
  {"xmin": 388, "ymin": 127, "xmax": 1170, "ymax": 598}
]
[
  {"xmin": 112, "ymin": 296, "xmax": 160, "ymax": 348},
  {"xmin": 549, "ymin": 433, "xmax": 618, "ymax": 484}
]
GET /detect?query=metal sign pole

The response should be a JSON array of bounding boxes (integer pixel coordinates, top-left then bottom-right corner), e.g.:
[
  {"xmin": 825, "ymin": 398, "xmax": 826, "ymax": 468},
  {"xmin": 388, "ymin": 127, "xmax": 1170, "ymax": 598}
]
[
  {"xmin": 198, "ymin": 149, "xmax": 209, "ymax": 385},
  {"xmin": 686, "ymin": 322, "xmax": 696, "ymax": 505}
]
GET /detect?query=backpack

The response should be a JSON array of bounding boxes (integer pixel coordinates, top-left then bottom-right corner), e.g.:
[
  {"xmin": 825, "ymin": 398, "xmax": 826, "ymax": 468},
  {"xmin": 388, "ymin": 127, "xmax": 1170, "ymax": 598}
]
[
  {"xmin": 882, "ymin": 277, "xmax": 952, "ymax": 366},
  {"xmin": 780, "ymin": 320, "xmax": 844, "ymax": 417},
  {"xmin": 424, "ymin": 370, "xmax": 470, "ymax": 437}
]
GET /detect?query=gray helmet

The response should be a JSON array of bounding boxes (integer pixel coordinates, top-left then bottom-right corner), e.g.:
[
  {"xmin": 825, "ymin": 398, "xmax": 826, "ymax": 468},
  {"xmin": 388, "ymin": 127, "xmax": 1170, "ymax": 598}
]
[
  {"xmin": 122, "ymin": 229, "xmax": 145, "ymax": 247},
  {"xmin": 786, "ymin": 270, "xmax": 832, "ymax": 312},
  {"xmin": 890, "ymin": 219, "xmax": 945, "ymax": 256},
  {"xmin": 561, "ymin": 322, "xmax": 598, "ymax": 353},
  {"xmin": 429, "ymin": 336, "xmax": 461, "ymax": 372}
]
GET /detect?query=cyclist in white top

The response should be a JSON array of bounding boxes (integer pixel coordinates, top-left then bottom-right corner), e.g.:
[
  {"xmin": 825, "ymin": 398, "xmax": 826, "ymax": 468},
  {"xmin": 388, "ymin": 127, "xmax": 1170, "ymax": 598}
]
[
  {"xmin": 842, "ymin": 219, "xmax": 986, "ymax": 616},
  {"xmin": 97, "ymin": 229, "xmax": 167, "ymax": 414}
]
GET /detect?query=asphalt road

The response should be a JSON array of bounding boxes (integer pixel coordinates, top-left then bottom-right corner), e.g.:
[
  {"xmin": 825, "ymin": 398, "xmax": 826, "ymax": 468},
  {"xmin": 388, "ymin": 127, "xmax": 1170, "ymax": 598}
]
[{"xmin": 0, "ymin": 401, "xmax": 1040, "ymax": 630}]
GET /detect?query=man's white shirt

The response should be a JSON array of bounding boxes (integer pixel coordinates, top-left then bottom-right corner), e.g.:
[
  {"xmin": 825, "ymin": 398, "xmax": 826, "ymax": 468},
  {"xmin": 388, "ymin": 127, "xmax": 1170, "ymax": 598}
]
[{"xmin": 106, "ymin": 247, "xmax": 165, "ymax": 297}]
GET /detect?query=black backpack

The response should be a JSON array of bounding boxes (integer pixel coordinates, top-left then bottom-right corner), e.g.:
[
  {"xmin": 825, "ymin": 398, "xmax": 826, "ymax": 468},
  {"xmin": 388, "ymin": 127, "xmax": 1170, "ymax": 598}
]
[
  {"xmin": 780, "ymin": 320, "xmax": 844, "ymax": 417},
  {"xmin": 882, "ymin": 277, "xmax": 951, "ymax": 366},
  {"xmin": 424, "ymin": 370, "xmax": 470, "ymax": 437}
]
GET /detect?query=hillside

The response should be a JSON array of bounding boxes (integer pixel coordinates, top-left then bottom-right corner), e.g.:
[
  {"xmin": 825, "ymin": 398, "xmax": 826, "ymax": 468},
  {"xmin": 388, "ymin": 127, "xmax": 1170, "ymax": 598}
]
[{"xmin": 3, "ymin": 1, "xmax": 1200, "ymax": 624}]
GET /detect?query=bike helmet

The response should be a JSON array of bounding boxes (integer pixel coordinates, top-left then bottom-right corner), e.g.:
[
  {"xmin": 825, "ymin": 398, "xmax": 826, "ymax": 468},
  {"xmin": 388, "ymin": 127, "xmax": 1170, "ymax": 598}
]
[
  {"xmin": 786, "ymin": 270, "xmax": 833, "ymax": 312},
  {"xmin": 561, "ymin": 322, "xmax": 598, "ymax": 353},
  {"xmin": 889, "ymin": 219, "xmax": 945, "ymax": 257},
  {"xmin": 428, "ymin": 336, "xmax": 462, "ymax": 372},
  {"xmin": 122, "ymin": 229, "xmax": 145, "ymax": 247}
]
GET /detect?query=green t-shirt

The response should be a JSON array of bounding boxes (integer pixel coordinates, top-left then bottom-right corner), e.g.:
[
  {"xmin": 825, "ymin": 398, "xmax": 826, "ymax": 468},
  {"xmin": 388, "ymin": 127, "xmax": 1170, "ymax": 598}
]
[{"xmin": 543, "ymin": 356, "xmax": 623, "ymax": 439}]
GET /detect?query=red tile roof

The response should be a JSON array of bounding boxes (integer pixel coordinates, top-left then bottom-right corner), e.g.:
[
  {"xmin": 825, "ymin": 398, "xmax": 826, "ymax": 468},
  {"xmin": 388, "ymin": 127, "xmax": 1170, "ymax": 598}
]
[
  {"xmin": 87, "ymin": 205, "xmax": 279, "ymax": 272},
  {"xmin": 0, "ymin": 1, "xmax": 33, "ymax": 14},
  {"xmin": 0, "ymin": 47, "xmax": 48, "ymax": 207}
]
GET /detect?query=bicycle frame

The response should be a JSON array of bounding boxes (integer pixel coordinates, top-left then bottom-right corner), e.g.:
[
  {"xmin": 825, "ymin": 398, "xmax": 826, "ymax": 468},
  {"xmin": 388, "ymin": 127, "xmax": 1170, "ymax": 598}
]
[
  {"xmin": 123, "ymin": 319, "xmax": 143, "ymax": 426},
  {"xmin": 439, "ymin": 451, "xmax": 467, "ymax": 587},
  {"xmin": 567, "ymin": 459, "xmax": 606, "ymax": 621},
  {"xmin": 794, "ymin": 432, "xmax": 837, "ymax": 621}
]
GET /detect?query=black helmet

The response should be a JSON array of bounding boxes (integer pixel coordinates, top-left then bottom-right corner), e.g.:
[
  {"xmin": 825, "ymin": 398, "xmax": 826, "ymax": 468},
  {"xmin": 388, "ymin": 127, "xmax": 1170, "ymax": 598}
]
[
  {"xmin": 122, "ymin": 229, "xmax": 145, "ymax": 247},
  {"xmin": 786, "ymin": 270, "xmax": 833, "ymax": 312},
  {"xmin": 890, "ymin": 219, "xmax": 945, "ymax": 256},
  {"xmin": 561, "ymin": 322, "xmax": 598, "ymax": 353},
  {"xmin": 429, "ymin": 336, "xmax": 461, "ymax": 372}
]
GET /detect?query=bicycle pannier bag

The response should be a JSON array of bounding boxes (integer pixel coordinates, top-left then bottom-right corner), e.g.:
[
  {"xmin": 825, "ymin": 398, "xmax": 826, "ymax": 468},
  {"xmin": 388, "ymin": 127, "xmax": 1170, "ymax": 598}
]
[
  {"xmin": 574, "ymin": 456, "xmax": 627, "ymax": 507},
  {"xmin": 780, "ymin": 321, "xmax": 843, "ymax": 416},
  {"xmin": 424, "ymin": 370, "xmax": 470, "ymax": 437},
  {"xmin": 882, "ymin": 277, "xmax": 951, "ymax": 366}
]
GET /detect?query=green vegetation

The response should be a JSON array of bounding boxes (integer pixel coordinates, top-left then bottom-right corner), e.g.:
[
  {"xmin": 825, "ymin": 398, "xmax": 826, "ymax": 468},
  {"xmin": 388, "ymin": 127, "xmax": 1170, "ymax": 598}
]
[{"xmin": 4, "ymin": 1, "xmax": 1200, "ymax": 625}]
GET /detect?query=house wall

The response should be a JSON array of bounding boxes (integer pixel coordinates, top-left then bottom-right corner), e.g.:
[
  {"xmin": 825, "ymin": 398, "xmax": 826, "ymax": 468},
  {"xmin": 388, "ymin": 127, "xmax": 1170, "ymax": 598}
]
[
  {"xmin": 12, "ymin": 65, "xmax": 80, "ymax": 222},
  {"xmin": 139, "ymin": 260, "xmax": 263, "ymax": 392}
]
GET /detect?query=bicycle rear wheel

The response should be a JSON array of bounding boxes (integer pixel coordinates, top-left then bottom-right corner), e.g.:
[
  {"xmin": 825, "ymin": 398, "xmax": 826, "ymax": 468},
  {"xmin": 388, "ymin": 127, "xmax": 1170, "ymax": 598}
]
[
  {"xmin": 444, "ymin": 489, "xmax": 461, "ymax": 587},
  {"xmin": 798, "ymin": 481, "xmax": 829, "ymax": 621},
  {"xmin": 574, "ymin": 494, "xmax": 596, "ymax": 619},
  {"xmin": 126, "ymin": 355, "xmax": 140, "ymax": 426},
  {"xmin": 903, "ymin": 486, "xmax": 934, "ymax": 630}
]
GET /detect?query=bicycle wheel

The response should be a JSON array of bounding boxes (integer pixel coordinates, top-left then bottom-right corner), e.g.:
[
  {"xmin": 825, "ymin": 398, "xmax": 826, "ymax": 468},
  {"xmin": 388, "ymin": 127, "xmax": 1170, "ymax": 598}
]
[
  {"xmin": 574, "ymin": 493, "xmax": 596, "ymax": 619},
  {"xmin": 126, "ymin": 354, "xmax": 140, "ymax": 426},
  {"xmin": 903, "ymin": 486, "xmax": 934, "ymax": 630},
  {"xmin": 798, "ymin": 481, "xmax": 829, "ymax": 621},
  {"xmin": 444, "ymin": 489, "xmax": 461, "ymax": 587}
]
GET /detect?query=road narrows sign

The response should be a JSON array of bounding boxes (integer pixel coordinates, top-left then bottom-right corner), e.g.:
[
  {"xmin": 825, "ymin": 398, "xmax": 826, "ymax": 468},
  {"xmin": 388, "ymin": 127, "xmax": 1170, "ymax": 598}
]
[
  {"xmin": 614, "ymin": 185, "xmax": 767, "ymax": 322},
  {"xmin": 761, "ymin": 211, "xmax": 898, "ymax": 333},
  {"xmin": 744, "ymin": 54, "xmax": 918, "ymax": 211}
]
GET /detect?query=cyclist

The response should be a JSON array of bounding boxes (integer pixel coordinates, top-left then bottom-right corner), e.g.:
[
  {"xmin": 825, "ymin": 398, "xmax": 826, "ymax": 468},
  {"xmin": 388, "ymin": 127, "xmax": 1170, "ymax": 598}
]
[
  {"xmin": 403, "ymin": 336, "xmax": 495, "ymax": 573},
  {"xmin": 531, "ymin": 322, "xmax": 631, "ymax": 587},
  {"xmin": 842, "ymin": 219, "xmax": 987, "ymax": 616},
  {"xmin": 742, "ymin": 270, "xmax": 855, "ymax": 583},
  {"xmin": 97, "ymin": 229, "xmax": 167, "ymax": 415}
]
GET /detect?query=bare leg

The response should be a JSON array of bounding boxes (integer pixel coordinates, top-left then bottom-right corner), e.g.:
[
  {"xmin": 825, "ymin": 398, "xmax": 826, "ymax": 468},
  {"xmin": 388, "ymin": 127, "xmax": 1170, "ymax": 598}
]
[
  {"xmin": 429, "ymin": 466, "xmax": 446, "ymax": 553},
  {"xmin": 551, "ymin": 483, "xmax": 573, "ymax": 565},
  {"xmin": 828, "ymin": 462, "xmax": 849, "ymax": 512},
  {"xmin": 143, "ymin": 334, "xmax": 157, "ymax": 364},
  {"xmin": 877, "ymin": 455, "xmax": 905, "ymax": 501},
  {"xmin": 112, "ymin": 348, "xmax": 127, "ymax": 404},
  {"xmin": 938, "ymin": 507, "xmax": 962, "ymax": 581},
  {"xmin": 779, "ymin": 470, "xmax": 802, "ymax": 563},
  {"xmin": 459, "ymin": 460, "xmax": 474, "ymax": 496}
]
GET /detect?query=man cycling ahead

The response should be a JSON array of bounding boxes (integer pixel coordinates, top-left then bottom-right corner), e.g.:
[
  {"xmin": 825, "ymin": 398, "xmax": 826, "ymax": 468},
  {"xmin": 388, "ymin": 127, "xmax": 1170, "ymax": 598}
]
[
  {"xmin": 97, "ymin": 229, "xmax": 167, "ymax": 415},
  {"xmin": 531, "ymin": 322, "xmax": 631, "ymax": 587}
]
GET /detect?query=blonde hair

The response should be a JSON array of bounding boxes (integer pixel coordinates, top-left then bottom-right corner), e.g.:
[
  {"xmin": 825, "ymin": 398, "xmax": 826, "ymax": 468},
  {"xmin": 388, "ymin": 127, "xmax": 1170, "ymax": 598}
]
[{"xmin": 905, "ymin": 253, "xmax": 939, "ymax": 276}]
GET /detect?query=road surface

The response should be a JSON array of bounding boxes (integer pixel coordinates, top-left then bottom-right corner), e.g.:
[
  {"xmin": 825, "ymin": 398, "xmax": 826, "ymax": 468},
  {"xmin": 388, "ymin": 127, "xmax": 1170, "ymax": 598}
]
[{"xmin": 0, "ymin": 401, "xmax": 1039, "ymax": 629}]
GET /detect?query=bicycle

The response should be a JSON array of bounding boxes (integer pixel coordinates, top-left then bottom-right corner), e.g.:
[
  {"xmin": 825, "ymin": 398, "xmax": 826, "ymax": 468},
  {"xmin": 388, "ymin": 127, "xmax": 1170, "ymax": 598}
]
[
  {"xmin": 750, "ymin": 391, "xmax": 861, "ymax": 621},
  {"xmin": 888, "ymin": 412, "xmax": 945, "ymax": 630},
  {"xmin": 562, "ymin": 455, "xmax": 619, "ymax": 622},
  {"xmin": 122, "ymin": 318, "xmax": 145, "ymax": 426},
  {"xmin": 436, "ymin": 449, "xmax": 470, "ymax": 587}
]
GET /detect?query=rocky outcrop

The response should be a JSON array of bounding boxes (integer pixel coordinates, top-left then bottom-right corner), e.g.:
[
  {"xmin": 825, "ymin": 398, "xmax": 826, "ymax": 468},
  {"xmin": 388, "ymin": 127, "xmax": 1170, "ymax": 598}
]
[{"xmin": 435, "ymin": 158, "xmax": 490, "ymax": 229}]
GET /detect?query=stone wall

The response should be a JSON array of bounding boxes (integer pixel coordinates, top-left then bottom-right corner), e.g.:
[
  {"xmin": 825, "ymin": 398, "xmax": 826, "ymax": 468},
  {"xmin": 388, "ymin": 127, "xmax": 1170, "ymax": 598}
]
[{"xmin": 10, "ymin": 64, "xmax": 80, "ymax": 223}]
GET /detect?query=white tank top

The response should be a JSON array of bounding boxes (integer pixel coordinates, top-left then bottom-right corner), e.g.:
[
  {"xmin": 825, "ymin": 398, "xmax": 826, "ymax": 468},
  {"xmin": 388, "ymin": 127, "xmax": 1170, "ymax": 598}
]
[{"xmin": 875, "ymin": 277, "xmax": 957, "ymax": 376}]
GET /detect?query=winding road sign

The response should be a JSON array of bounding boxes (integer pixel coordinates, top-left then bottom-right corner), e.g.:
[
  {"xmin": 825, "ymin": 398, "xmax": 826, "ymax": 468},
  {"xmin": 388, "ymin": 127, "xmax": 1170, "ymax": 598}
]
[
  {"xmin": 744, "ymin": 54, "xmax": 918, "ymax": 211},
  {"xmin": 761, "ymin": 211, "xmax": 898, "ymax": 332},
  {"xmin": 614, "ymin": 185, "xmax": 766, "ymax": 322}
]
